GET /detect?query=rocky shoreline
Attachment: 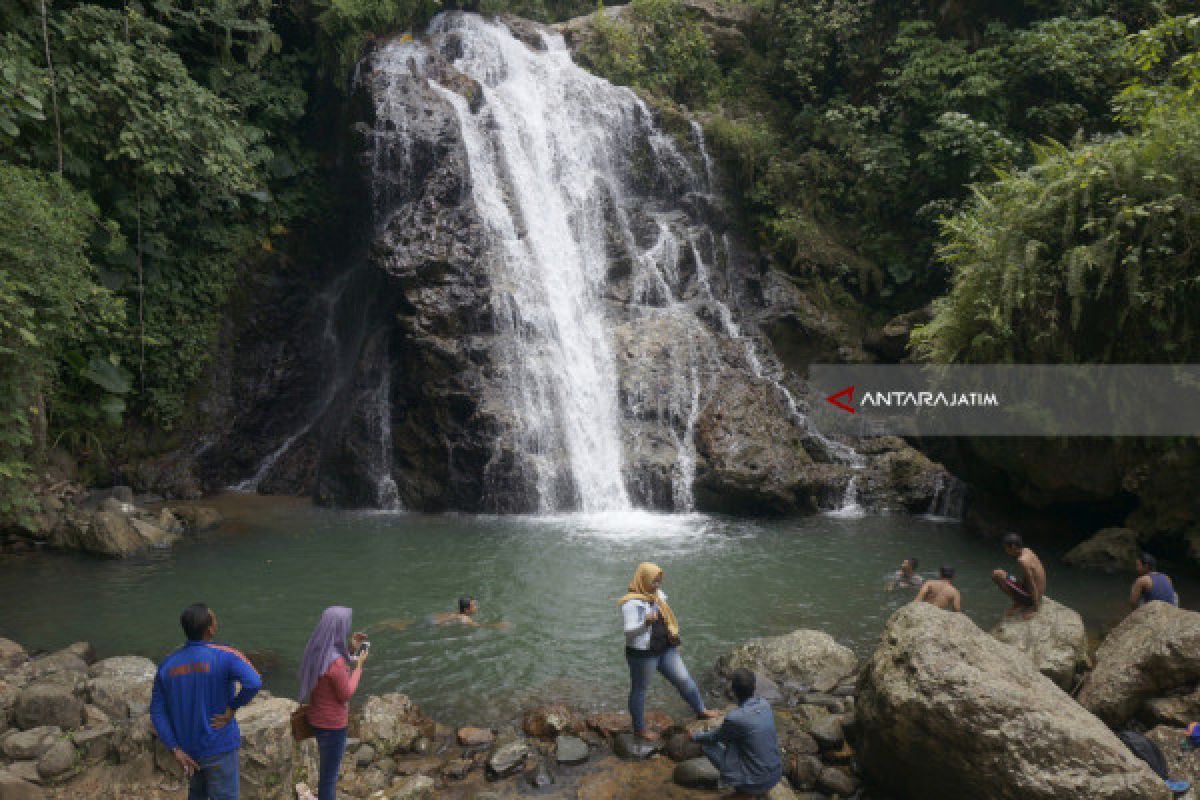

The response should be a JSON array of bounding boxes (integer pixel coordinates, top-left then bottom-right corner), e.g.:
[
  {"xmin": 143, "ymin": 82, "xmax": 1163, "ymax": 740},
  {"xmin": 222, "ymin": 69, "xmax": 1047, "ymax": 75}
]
[
  {"xmin": 1, "ymin": 480, "xmax": 223, "ymax": 558},
  {"xmin": 2, "ymin": 600, "xmax": 1198, "ymax": 799}
]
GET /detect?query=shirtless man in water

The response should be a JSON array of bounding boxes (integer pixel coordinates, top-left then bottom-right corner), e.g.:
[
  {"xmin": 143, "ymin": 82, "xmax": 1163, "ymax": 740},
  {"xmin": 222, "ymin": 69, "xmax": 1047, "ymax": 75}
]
[
  {"xmin": 915, "ymin": 566, "xmax": 961, "ymax": 611},
  {"xmin": 991, "ymin": 532, "xmax": 1046, "ymax": 618},
  {"xmin": 431, "ymin": 596, "xmax": 511, "ymax": 629}
]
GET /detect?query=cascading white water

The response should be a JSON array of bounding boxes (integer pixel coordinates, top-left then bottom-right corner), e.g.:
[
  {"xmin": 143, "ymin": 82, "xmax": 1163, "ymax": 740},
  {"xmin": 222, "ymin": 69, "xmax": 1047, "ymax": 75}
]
[
  {"xmin": 419, "ymin": 15, "xmax": 649, "ymax": 511},
  {"xmin": 361, "ymin": 13, "xmax": 860, "ymax": 512}
]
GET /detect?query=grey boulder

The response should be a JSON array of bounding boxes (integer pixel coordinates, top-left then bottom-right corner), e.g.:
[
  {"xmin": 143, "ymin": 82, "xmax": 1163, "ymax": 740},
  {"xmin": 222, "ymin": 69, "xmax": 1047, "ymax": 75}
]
[{"xmin": 857, "ymin": 602, "xmax": 1168, "ymax": 800}]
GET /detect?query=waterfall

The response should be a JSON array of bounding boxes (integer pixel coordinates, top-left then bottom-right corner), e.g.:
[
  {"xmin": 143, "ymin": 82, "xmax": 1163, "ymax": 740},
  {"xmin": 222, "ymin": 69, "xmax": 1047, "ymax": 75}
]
[
  {"xmin": 372, "ymin": 344, "xmax": 402, "ymax": 510},
  {"xmin": 825, "ymin": 473, "xmax": 865, "ymax": 518},
  {"xmin": 925, "ymin": 474, "xmax": 967, "ymax": 519},
  {"xmin": 352, "ymin": 13, "xmax": 858, "ymax": 512}
]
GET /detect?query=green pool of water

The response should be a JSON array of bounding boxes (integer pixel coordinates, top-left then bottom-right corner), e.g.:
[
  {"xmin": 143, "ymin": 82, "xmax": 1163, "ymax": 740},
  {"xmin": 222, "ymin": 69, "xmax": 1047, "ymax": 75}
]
[{"xmin": 0, "ymin": 494, "xmax": 1189, "ymax": 726}]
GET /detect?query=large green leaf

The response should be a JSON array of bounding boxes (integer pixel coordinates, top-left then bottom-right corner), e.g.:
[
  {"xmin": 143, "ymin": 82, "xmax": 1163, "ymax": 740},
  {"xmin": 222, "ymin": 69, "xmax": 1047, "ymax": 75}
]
[{"xmin": 80, "ymin": 358, "xmax": 134, "ymax": 395}]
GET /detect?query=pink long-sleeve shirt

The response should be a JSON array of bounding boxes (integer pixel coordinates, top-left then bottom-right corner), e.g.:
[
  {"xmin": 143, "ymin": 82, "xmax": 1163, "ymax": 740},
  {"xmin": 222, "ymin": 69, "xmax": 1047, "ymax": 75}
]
[{"xmin": 305, "ymin": 657, "xmax": 361, "ymax": 730}]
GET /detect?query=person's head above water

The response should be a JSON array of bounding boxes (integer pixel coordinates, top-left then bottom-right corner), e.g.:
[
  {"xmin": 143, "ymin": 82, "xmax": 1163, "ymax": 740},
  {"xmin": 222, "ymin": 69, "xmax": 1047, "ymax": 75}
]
[
  {"xmin": 731, "ymin": 668, "xmax": 756, "ymax": 704},
  {"xmin": 1002, "ymin": 532, "xmax": 1023, "ymax": 556},
  {"xmin": 940, "ymin": 565, "xmax": 955, "ymax": 580},
  {"xmin": 458, "ymin": 596, "xmax": 477, "ymax": 616},
  {"xmin": 1136, "ymin": 553, "xmax": 1156, "ymax": 574},
  {"xmin": 901, "ymin": 557, "xmax": 918, "ymax": 574},
  {"xmin": 181, "ymin": 603, "xmax": 216, "ymax": 641}
]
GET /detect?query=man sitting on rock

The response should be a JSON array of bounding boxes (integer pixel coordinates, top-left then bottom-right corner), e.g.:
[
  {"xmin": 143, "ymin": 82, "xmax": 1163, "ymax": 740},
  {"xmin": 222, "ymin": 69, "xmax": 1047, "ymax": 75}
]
[
  {"xmin": 1129, "ymin": 552, "xmax": 1179, "ymax": 609},
  {"xmin": 915, "ymin": 565, "xmax": 961, "ymax": 611},
  {"xmin": 991, "ymin": 532, "xmax": 1046, "ymax": 618},
  {"xmin": 690, "ymin": 669, "xmax": 783, "ymax": 798},
  {"xmin": 887, "ymin": 556, "xmax": 924, "ymax": 590},
  {"xmin": 150, "ymin": 603, "xmax": 262, "ymax": 800}
]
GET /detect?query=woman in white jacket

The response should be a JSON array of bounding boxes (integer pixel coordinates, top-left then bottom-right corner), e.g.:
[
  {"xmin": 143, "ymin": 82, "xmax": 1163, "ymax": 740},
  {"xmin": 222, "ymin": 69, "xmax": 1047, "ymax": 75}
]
[{"xmin": 619, "ymin": 562, "xmax": 717, "ymax": 740}]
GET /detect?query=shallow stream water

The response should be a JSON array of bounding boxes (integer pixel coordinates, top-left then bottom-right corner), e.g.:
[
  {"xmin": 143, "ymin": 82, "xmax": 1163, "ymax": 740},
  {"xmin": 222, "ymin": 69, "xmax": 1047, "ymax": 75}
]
[{"xmin": 0, "ymin": 494, "xmax": 1192, "ymax": 725}]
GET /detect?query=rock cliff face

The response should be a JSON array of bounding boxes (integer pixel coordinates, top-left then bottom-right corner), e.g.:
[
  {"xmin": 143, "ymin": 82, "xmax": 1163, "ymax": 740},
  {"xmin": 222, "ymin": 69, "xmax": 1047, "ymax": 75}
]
[{"xmin": 155, "ymin": 12, "xmax": 950, "ymax": 516}]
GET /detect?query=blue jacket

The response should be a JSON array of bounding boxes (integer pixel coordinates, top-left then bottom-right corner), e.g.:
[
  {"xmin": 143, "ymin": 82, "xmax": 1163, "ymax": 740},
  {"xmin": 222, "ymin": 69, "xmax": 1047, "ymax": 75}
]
[
  {"xmin": 150, "ymin": 640, "xmax": 262, "ymax": 760},
  {"xmin": 693, "ymin": 696, "xmax": 783, "ymax": 790}
]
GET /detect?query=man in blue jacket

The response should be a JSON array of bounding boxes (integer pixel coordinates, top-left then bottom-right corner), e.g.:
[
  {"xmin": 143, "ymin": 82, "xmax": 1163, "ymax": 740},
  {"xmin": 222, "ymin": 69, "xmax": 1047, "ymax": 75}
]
[
  {"xmin": 150, "ymin": 603, "xmax": 262, "ymax": 800},
  {"xmin": 691, "ymin": 669, "xmax": 783, "ymax": 798}
]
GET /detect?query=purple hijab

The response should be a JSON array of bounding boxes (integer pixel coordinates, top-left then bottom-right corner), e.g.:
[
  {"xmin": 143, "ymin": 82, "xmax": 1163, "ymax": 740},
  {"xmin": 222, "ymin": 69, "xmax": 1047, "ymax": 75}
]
[{"xmin": 298, "ymin": 606, "xmax": 353, "ymax": 702}]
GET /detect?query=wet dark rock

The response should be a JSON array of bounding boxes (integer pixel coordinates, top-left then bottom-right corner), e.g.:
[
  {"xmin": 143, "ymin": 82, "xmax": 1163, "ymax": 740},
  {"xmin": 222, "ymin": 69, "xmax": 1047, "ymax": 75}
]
[
  {"xmin": 808, "ymin": 717, "xmax": 844, "ymax": 751},
  {"xmin": 666, "ymin": 732, "xmax": 702, "ymax": 762},
  {"xmin": 525, "ymin": 759, "xmax": 555, "ymax": 788},
  {"xmin": 554, "ymin": 735, "xmax": 589, "ymax": 766},
  {"xmin": 787, "ymin": 754, "xmax": 822, "ymax": 790},
  {"xmin": 673, "ymin": 756, "xmax": 719, "ymax": 789},
  {"xmin": 521, "ymin": 705, "xmax": 573, "ymax": 739},
  {"xmin": 457, "ymin": 727, "xmax": 494, "ymax": 747},
  {"xmin": 168, "ymin": 505, "xmax": 224, "ymax": 533},
  {"xmin": 441, "ymin": 757, "xmax": 473, "ymax": 780},
  {"xmin": 486, "ymin": 739, "xmax": 532, "ymax": 780},
  {"xmin": 1062, "ymin": 527, "xmax": 1140, "ymax": 573},
  {"xmin": 586, "ymin": 711, "xmax": 671, "ymax": 738},
  {"xmin": 612, "ymin": 732, "xmax": 665, "ymax": 760},
  {"xmin": 817, "ymin": 766, "xmax": 858, "ymax": 796}
]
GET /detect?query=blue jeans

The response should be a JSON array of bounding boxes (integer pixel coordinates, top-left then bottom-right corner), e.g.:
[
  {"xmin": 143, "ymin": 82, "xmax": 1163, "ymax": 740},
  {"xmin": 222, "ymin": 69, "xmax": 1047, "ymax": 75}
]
[
  {"xmin": 188, "ymin": 748, "xmax": 239, "ymax": 800},
  {"xmin": 314, "ymin": 726, "xmax": 348, "ymax": 800},
  {"xmin": 626, "ymin": 646, "xmax": 705, "ymax": 732}
]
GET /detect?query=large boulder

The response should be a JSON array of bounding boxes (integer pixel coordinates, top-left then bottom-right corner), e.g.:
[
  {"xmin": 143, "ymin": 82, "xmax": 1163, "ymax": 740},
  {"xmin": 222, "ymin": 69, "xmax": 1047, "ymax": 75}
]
[
  {"xmin": 358, "ymin": 693, "xmax": 420, "ymax": 754},
  {"xmin": 86, "ymin": 656, "xmax": 156, "ymax": 720},
  {"xmin": 13, "ymin": 684, "xmax": 82, "ymax": 731},
  {"xmin": 237, "ymin": 694, "xmax": 298, "ymax": 800},
  {"xmin": 990, "ymin": 597, "xmax": 1091, "ymax": 690},
  {"xmin": 1078, "ymin": 603, "xmax": 1200, "ymax": 726},
  {"xmin": 1142, "ymin": 686, "xmax": 1200, "ymax": 727},
  {"xmin": 169, "ymin": 505, "xmax": 224, "ymax": 533},
  {"xmin": 52, "ymin": 509, "xmax": 177, "ymax": 557},
  {"xmin": 857, "ymin": 602, "xmax": 1168, "ymax": 800},
  {"xmin": 0, "ymin": 771, "xmax": 44, "ymax": 800},
  {"xmin": 692, "ymin": 370, "xmax": 851, "ymax": 516},
  {"xmin": 716, "ymin": 630, "xmax": 857, "ymax": 693},
  {"xmin": 1, "ymin": 726, "xmax": 61, "ymax": 760},
  {"xmin": 1063, "ymin": 528, "xmax": 1141, "ymax": 573}
]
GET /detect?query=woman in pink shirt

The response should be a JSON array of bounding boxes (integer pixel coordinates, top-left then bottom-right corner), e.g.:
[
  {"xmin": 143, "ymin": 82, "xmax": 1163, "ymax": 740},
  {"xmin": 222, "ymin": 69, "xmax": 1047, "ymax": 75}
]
[{"xmin": 298, "ymin": 607, "xmax": 368, "ymax": 800}]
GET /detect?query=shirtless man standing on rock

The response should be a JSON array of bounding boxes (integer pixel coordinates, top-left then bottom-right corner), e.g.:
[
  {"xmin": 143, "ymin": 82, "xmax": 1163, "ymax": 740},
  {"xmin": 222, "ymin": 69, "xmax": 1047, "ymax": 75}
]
[
  {"xmin": 915, "ymin": 566, "xmax": 961, "ymax": 611},
  {"xmin": 991, "ymin": 532, "xmax": 1046, "ymax": 619}
]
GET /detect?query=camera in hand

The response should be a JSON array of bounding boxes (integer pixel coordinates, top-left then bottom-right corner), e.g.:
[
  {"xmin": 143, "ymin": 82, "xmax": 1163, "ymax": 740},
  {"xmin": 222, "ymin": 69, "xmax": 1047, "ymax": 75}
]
[{"xmin": 358, "ymin": 640, "xmax": 371, "ymax": 654}]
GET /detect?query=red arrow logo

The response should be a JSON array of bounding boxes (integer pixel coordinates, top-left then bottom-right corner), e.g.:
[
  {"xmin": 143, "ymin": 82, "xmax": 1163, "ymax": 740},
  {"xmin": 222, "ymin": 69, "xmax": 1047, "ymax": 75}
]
[{"xmin": 826, "ymin": 385, "xmax": 856, "ymax": 414}]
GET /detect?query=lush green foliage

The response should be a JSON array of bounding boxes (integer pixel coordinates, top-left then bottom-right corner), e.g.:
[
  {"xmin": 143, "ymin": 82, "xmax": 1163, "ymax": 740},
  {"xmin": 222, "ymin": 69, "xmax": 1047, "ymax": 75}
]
[
  {"xmin": 0, "ymin": 165, "xmax": 125, "ymax": 522},
  {"xmin": 578, "ymin": 0, "xmax": 1186, "ymax": 306},
  {"xmin": 914, "ymin": 14, "xmax": 1200, "ymax": 364}
]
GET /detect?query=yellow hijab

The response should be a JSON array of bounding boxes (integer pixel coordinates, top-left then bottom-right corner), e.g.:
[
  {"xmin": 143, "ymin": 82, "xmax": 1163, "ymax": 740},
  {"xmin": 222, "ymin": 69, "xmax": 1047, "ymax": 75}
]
[{"xmin": 618, "ymin": 562, "xmax": 680, "ymax": 637}]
